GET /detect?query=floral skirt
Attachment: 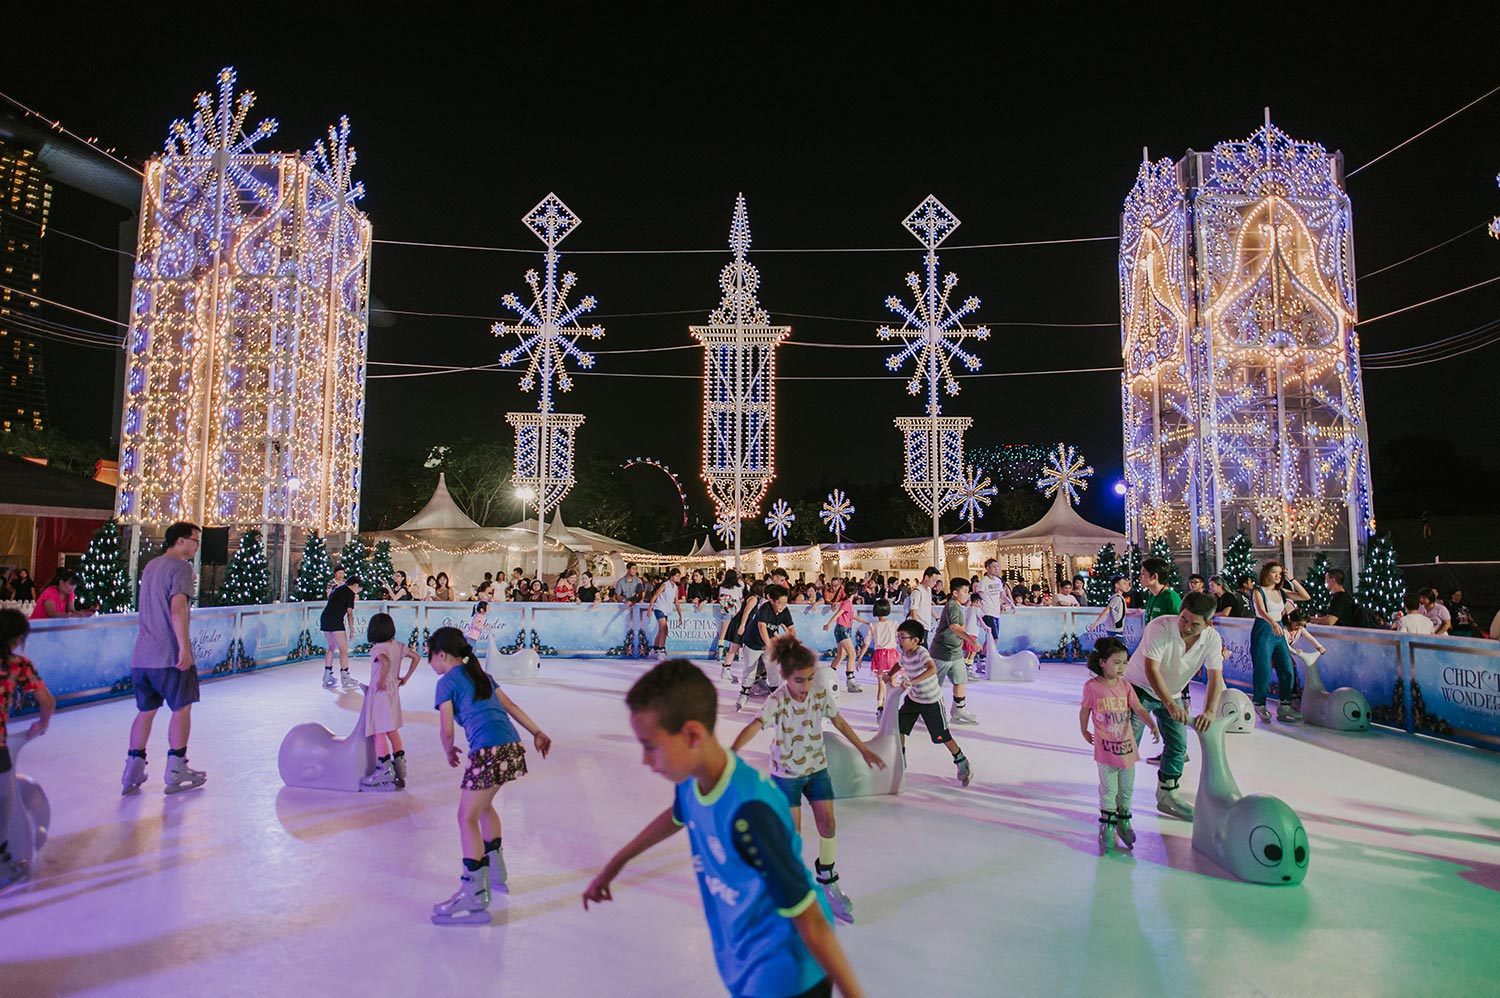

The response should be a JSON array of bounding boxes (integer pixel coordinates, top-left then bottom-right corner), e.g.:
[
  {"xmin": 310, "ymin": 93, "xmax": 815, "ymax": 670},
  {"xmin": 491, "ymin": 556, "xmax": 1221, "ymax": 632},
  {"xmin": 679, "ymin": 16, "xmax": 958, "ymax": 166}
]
[{"xmin": 461, "ymin": 742, "xmax": 528, "ymax": 791}]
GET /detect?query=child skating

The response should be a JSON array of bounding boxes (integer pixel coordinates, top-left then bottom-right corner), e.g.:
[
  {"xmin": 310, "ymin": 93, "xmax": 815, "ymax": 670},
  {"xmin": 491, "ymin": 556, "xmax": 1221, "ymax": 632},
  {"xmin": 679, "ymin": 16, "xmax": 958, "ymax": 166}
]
[
  {"xmin": 736, "ymin": 583, "xmax": 796, "ymax": 710},
  {"xmin": 1079, "ymin": 637, "xmax": 1159, "ymax": 853},
  {"xmin": 930, "ymin": 577, "xmax": 978, "ymax": 724},
  {"xmin": 867, "ymin": 600, "xmax": 899, "ymax": 720},
  {"xmin": 730, "ymin": 635, "xmax": 885, "ymax": 924},
  {"xmin": 821, "ymin": 583, "xmax": 864, "ymax": 693},
  {"xmin": 583, "ymin": 658, "xmax": 865, "ymax": 998},
  {"xmin": 427, "ymin": 627, "xmax": 551, "ymax": 926},
  {"xmin": 721, "ymin": 577, "xmax": 760, "ymax": 683},
  {"xmin": 463, "ymin": 601, "xmax": 490, "ymax": 644},
  {"xmin": 1, "ymin": 610, "xmax": 55, "ymax": 888},
  {"xmin": 360, "ymin": 613, "xmax": 420, "ymax": 791},
  {"xmin": 891, "ymin": 619, "xmax": 974, "ymax": 787}
]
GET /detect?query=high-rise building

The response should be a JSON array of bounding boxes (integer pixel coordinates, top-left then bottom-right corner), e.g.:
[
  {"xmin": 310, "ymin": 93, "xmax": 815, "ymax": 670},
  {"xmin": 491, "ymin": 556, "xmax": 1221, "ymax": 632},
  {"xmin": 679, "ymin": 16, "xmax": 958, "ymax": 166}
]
[
  {"xmin": 0, "ymin": 138, "xmax": 52, "ymax": 432},
  {"xmin": 1119, "ymin": 115, "xmax": 1373, "ymax": 576}
]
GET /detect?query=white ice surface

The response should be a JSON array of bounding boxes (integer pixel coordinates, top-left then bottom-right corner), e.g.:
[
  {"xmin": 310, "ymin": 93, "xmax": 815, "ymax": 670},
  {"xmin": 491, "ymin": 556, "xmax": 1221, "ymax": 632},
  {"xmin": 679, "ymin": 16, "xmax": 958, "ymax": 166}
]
[{"xmin": 4, "ymin": 656, "xmax": 1499, "ymax": 997}]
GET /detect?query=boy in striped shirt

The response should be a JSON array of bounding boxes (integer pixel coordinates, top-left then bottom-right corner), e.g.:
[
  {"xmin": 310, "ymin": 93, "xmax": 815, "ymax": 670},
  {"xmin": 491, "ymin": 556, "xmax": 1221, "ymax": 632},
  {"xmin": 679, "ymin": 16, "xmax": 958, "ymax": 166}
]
[{"xmin": 892, "ymin": 619, "xmax": 974, "ymax": 787}]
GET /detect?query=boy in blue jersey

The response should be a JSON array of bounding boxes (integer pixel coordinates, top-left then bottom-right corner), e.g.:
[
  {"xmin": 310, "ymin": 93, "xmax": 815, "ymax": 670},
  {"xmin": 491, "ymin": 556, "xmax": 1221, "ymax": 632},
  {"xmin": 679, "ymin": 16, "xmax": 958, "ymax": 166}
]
[{"xmin": 583, "ymin": 659, "xmax": 863, "ymax": 998}]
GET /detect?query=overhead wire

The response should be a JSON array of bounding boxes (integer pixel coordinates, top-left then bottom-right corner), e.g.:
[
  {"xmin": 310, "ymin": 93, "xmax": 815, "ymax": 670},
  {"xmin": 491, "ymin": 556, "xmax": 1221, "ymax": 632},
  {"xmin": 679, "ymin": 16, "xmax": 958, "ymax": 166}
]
[{"xmin": 1346, "ymin": 81, "xmax": 1500, "ymax": 177}]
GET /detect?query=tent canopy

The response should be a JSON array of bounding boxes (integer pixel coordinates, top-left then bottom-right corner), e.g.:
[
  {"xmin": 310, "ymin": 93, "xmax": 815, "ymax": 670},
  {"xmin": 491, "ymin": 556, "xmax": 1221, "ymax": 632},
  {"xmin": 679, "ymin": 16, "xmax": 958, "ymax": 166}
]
[{"xmin": 994, "ymin": 489, "xmax": 1126, "ymax": 552}]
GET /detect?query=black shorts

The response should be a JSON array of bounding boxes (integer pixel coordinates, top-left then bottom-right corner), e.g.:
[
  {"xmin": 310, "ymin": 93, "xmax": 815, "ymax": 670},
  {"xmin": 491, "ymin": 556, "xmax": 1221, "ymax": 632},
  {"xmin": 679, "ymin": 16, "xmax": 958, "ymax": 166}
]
[
  {"xmin": 132, "ymin": 666, "xmax": 201, "ymax": 712},
  {"xmin": 898, "ymin": 696, "xmax": 952, "ymax": 744}
]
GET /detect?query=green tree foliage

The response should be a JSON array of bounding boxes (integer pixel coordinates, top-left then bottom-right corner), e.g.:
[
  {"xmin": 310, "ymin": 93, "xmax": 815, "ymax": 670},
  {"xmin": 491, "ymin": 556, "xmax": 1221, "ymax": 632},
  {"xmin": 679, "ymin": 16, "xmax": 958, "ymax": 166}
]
[
  {"xmin": 1147, "ymin": 536, "xmax": 1184, "ymax": 593},
  {"xmin": 368, "ymin": 540, "xmax": 396, "ymax": 598},
  {"xmin": 0, "ymin": 425, "xmax": 111, "ymax": 477},
  {"xmin": 1087, "ymin": 544, "xmax": 1119, "ymax": 607},
  {"xmin": 1356, "ymin": 533, "xmax": 1404, "ymax": 622},
  {"xmin": 1301, "ymin": 552, "xmax": 1332, "ymax": 615},
  {"xmin": 1222, "ymin": 528, "xmax": 1257, "ymax": 589},
  {"xmin": 340, "ymin": 537, "xmax": 369, "ymax": 582},
  {"xmin": 221, "ymin": 529, "xmax": 272, "ymax": 606},
  {"xmin": 76, "ymin": 519, "xmax": 133, "ymax": 612},
  {"xmin": 294, "ymin": 532, "xmax": 334, "ymax": 602}
]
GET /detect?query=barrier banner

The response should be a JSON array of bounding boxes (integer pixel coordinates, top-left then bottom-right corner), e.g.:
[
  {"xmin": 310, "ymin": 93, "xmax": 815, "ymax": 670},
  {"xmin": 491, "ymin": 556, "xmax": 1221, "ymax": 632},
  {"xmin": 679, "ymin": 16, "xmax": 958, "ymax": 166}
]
[
  {"xmin": 531, "ymin": 602, "xmax": 636, "ymax": 657},
  {"xmin": 1407, "ymin": 635, "xmax": 1500, "ymax": 748}
]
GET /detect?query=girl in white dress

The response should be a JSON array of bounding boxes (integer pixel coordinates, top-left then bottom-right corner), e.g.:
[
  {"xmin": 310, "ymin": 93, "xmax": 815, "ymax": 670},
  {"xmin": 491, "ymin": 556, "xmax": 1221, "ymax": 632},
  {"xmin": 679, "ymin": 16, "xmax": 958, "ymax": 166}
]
[{"xmin": 362, "ymin": 613, "xmax": 421, "ymax": 790}]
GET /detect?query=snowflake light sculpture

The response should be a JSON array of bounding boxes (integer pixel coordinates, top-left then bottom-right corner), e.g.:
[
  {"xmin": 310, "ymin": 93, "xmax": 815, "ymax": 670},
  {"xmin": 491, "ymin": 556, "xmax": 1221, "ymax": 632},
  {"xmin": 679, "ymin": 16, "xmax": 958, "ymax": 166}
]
[
  {"xmin": 765, "ymin": 499, "xmax": 796, "ymax": 546},
  {"xmin": 1037, "ymin": 444, "xmax": 1094, "ymax": 506},
  {"xmin": 951, "ymin": 465, "xmax": 997, "ymax": 532},
  {"xmin": 713, "ymin": 512, "xmax": 739, "ymax": 545},
  {"xmin": 877, "ymin": 197, "xmax": 989, "ymax": 564},
  {"xmin": 116, "ymin": 67, "xmax": 371, "ymax": 597},
  {"xmin": 1120, "ymin": 116, "xmax": 1373, "ymax": 576},
  {"xmin": 493, "ymin": 194, "xmax": 603, "ymax": 413},
  {"xmin": 820, "ymin": 489, "xmax": 855, "ymax": 544},
  {"xmin": 878, "ymin": 196, "xmax": 990, "ymax": 418},
  {"xmin": 691, "ymin": 195, "xmax": 791, "ymax": 567}
]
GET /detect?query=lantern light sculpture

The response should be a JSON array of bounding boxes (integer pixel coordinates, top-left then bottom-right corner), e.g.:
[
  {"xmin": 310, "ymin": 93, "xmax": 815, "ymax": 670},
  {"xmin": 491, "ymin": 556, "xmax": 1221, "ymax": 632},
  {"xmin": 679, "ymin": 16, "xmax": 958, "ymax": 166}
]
[
  {"xmin": 115, "ymin": 68, "xmax": 371, "ymax": 597},
  {"xmin": 493, "ymin": 193, "xmax": 603, "ymax": 578},
  {"xmin": 691, "ymin": 195, "xmax": 791, "ymax": 569},
  {"xmin": 1119, "ymin": 112, "xmax": 1373, "ymax": 575},
  {"xmin": 878, "ymin": 196, "xmax": 990, "ymax": 565}
]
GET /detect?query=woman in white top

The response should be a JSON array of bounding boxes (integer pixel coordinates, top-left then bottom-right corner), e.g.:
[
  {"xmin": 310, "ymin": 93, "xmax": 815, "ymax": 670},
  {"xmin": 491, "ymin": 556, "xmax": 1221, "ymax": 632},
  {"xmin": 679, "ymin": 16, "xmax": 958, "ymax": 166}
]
[
  {"xmin": 1250, "ymin": 562, "xmax": 1311, "ymax": 724},
  {"xmin": 714, "ymin": 569, "xmax": 744, "ymax": 668}
]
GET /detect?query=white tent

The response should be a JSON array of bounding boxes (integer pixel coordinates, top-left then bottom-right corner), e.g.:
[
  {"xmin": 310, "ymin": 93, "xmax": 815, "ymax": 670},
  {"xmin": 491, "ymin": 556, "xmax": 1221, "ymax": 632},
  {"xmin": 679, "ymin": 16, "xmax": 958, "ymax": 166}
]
[{"xmin": 985, "ymin": 489, "xmax": 1127, "ymax": 585}]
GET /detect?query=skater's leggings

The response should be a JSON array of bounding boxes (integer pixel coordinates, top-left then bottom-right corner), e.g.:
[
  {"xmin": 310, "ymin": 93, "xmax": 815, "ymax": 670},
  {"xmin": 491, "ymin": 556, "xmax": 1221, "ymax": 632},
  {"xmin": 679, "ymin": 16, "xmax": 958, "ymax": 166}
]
[
  {"xmin": 1251, "ymin": 618, "xmax": 1295, "ymax": 706},
  {"xmin": 1097, "ymin": 762, "xmax": 1134, "ymax": 813},
  {"xmin": 0, "ymin": 746, "xmax": 10, "ymax": 773}
]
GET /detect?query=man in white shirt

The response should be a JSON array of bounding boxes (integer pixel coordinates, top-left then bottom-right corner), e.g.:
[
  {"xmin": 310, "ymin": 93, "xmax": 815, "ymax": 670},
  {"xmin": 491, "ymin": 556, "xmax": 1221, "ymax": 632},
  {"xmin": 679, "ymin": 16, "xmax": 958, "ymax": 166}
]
[
  {"xmin": 1396, "ymin": 593, "xmax": 1436, "ymax": 634},
  {"xmin": 906, "ymin": 567, "xmax": 940, "ymax": 635},
  {"xmin": 1123, "ymin": 591, "xmax": 1225, "ymax": 821},
  {"xmin": 1052, "ymin": 582, "xmax": 1080, "ymax": 607}
]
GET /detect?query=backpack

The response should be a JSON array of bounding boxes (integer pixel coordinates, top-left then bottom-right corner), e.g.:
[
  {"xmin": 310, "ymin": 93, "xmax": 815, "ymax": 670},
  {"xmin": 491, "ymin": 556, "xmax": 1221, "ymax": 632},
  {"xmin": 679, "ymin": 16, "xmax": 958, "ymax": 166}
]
[{"xmin": 1348, "ymin": 599, "xmax": 1381, "ymax": 629}]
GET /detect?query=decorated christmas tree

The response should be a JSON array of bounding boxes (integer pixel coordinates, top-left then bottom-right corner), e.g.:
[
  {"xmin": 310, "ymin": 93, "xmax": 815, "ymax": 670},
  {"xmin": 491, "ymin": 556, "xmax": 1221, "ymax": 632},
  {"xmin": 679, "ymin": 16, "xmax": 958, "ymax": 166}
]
[
  {"xmin": 368, "ymin": 540, "xmax": 396, "ymax": 598},
  {"xmin": 1147, "ymin": 536, "xmax": 1184, "ymax": 593},
  {"xmin": 293, "ymin": 532, "xmax": 334, "ymax": 602},
  {"xmin": 1356, "ymin": 532, "xmax": 1404, "ymax": 623},
  {"xmin": 1301, "ymin": 552, "xmax": 1332, "ymax": 616},
  {"xmin": 1222, "ymin": 528, "xmax": 1257, "ymax": 588},
  {"xmin": 339, "ymin": 537, "xmax": 369, "ymax": 583},
  {"xmin": 221, "ymin": 529, "xmax": 272, "ymax": 606},
  {"xmin": 1086, "ymin": 543, "xmax": 1119, "ymax": 607},
  {"xmin": 75, "ymin": 519, "xmax": 134, "ymax": 612},
  {"xmin": 1125, "ymin": 542, "xmax": 1145, "ymax": 605}
]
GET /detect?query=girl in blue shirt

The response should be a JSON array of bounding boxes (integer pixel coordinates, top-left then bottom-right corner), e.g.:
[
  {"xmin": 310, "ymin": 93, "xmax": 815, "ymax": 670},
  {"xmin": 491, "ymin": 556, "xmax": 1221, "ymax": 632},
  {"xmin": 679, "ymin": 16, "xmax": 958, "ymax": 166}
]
[{"xmin": 428, "ymin": 626, "xmax": 552, "ymax": 926}]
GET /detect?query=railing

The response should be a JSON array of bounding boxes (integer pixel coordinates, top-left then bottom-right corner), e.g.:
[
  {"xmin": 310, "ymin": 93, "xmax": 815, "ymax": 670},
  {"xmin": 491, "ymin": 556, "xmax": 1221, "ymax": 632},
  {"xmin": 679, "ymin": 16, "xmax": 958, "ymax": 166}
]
[{"xmin": 14, "ymin": 602, "xmax": 1500, "ymax": 751}]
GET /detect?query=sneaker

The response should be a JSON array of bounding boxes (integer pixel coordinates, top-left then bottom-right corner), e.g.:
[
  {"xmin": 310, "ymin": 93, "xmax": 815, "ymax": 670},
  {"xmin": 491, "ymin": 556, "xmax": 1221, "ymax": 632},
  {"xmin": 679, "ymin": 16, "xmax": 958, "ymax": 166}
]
[
  {"xmin": 1155, "ymin": 785, "xmax": 1194, "ymax": 821},
  {"xmin": 735, "ymin": 693, "xmax": 749, "ymax": 712},
  {"xmin": 1278, "ymin": 704, "xmax": 1302, "ymax": 723},
  {"xmin": 163, "ymin": 755, "xmax": 207, "ymax": 795},
  {"xmin": 950, "ymin": 706, "xmax": 979, "ymax": 725},
  {"xmin": 955, "ymin": 757, "xmax": 974, "ymax": 787},
  {"xmin": 121, "ymin": 755, "xmax": 148, "ymax": 796},
  {"xmin": 1256, "ymin": 705, "xmax": 1274, "ymax": 724},
  {"xmin": 321, "ymin": 669, "xmax": 337, "ymax": 689},
  {"xmin": 844, "ymin": 677, "xmax": 864, "ymax": 693}
]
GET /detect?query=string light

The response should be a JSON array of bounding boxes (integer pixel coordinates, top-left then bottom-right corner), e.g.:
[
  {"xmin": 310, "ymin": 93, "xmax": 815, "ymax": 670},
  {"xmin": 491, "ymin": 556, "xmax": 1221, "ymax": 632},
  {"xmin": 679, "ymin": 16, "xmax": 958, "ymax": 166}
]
[
  {"xmin": 1120, "ymin": 117, "xmax": 1373, "ymax": 571},
  {"xmin": 115, "ymin": 67, "xmax": 370, "ymax": 535},
  {"xmin": 622, "ymin": 457, "xmax": 689, "ymax": 526}
]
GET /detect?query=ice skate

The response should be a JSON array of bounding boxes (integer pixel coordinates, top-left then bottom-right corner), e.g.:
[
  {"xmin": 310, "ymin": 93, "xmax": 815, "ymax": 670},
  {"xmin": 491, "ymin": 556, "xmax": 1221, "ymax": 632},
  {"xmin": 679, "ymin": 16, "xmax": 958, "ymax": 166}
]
[
  {"xmin": 1256, "ymin": 704, "xmax": 1273, "ymax": 725},
  {"xmin": 338, "ymin": 670, "xmax": 361, "ymax": 691},
  {"xmin": 815, "ymin": 861, "xmax": 854, "ymax": 924},
  {"xmin": 735, "ymin": 692, "xmax": 749, "ymax": 712},
  {"xmin": 1156, "ymin": 783, "xmax": 1194, "ymax": 821},
  {"xmin": 844, "ymin": 676, "xmax": 864, "ymax": 694},
  {"xmin": 360, "ymin": 758, "xmax": 398, "ymax": 792},
  {"xmin": 321, "ymin": 668, "xmax": 337, "ymax": 689},
  {"xmin": 950, "ymin": 706, "xmax": 979, "ymax": 725},
  {"xmin": 431, "ymin": 866, "xmax": 491, "ymax": 926},
  {"xmin": 875, "ymin": 705, "xmax": 884, "ymax": 722},
  {"xmin": 1098, "ymin": 813, "xmax": 1116, "ymax": 855},
  {"xmin": 486, "ymin": 843, "xmax": 508, "ymax": 890},
  {"xmin": 956, "ymin": 756, "xmax": 974, "ymax": 787},
  {"xmin": 719, "ymin": 665, "xmax": 732, "ymax": 682},
  {"xmin": 120, "ymin": 755, "xmax": 148, "ymax": 796},
  {"xmin": 392, "ymin": 754, "xmax": 407, "ymax": 789},
  {"xmin": 1116, "ymin": 811, "xmax": 1136, "ymax": 848},
  {"xmin": 163, "ymin": 755, "xmax": 207, "ymax": 795}
]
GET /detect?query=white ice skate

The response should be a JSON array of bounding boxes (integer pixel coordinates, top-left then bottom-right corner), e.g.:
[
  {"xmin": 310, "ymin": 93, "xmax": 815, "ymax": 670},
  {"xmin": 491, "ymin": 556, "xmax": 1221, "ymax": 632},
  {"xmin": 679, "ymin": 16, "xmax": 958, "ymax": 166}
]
[
  {"xmin": 487, "ymin": 843, "xmax": 508, "ymax": 890},
  {"xmin": 431, "ymin": 867, "xmax": 491, "ymax": 926},
  {"xmin": 1116, "ymin": 811, "xmax": 1136, "ymax": 848},
  {"xmin": 338, "ymin": 671, "xmax": 362, "ymax": 691},
  {"xmin": 163, "ymin": 755, "xmax": 207, "ymax": 795},
  {"xmin": 950, "ymin": 705, "xmax": 979, "ymax": 725},
  {"xmin": 1156, "ymin": 783, "xmax": 1193, "ymax": 821},
  {"xmin": 359, "ymin": 758, "xmax": 398, "ymax": 792},
  {"xmin": 815, "ymin": 862, "xmax": 854, "ymax": 924},
  {"xmin": 321, "ymin": 669, "xmax": 337, "ymax": 689},
  {"xmin": 120, "ymin": 755, "xmax": 148, "ymax": 796}
]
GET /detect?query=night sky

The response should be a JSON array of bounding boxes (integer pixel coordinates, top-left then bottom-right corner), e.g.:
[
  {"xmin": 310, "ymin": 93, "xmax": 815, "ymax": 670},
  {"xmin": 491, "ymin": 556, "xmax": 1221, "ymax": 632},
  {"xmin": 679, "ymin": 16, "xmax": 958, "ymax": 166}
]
[{"xmin": 7, "ymin": 9, "xmax": 1500, "ymax": 535}]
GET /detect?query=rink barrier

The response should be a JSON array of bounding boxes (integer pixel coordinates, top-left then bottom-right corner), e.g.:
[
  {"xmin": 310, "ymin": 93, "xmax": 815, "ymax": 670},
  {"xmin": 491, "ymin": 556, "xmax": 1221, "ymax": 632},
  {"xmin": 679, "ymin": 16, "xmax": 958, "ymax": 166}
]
[{"xmin": 13, "ymin": 603, "xmax": 1500, "ymax": 751}]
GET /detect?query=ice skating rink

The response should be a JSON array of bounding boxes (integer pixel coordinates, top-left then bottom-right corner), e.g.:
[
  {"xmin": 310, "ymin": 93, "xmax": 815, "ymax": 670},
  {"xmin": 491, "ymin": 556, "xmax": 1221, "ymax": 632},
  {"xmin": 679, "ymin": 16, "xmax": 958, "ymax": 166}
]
[{"xmin": 5, "ymin": 656, "xmax": 1499, "ymax": 998}]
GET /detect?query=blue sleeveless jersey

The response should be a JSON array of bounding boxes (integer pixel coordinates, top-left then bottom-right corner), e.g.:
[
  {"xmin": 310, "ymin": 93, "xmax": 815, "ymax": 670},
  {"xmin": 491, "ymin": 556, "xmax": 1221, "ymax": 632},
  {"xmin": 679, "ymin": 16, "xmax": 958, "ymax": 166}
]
[{"xmin": 672, "ymin": 752, "xmax": 831, "ymax": 998}]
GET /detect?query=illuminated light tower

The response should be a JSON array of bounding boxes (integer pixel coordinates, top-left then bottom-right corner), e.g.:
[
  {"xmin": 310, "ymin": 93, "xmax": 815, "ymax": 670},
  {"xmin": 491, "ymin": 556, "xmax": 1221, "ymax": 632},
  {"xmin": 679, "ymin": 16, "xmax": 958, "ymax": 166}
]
[
  {"xmin": 115, "ymin": 68, "xmax": 371, "ymax": 597},
  {"xmin": 1119, "ymin": 112, "xmax": 1373, "ymax": 575},
  {"xmin": 691, "ymin": 194, "xmax": 791, "ymax": 570},
  {"xmin": 879, "ymin": 195, "xmax": 990, "ymax": 566},
  {"xmin": 494, "ymin": 193, "xmax": 603, "ymax": 579}
]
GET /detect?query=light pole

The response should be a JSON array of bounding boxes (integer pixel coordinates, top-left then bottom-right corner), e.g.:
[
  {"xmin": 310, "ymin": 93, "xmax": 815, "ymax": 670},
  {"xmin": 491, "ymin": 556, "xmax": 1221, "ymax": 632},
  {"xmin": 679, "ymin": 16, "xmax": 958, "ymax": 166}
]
[{"xmin": 516, "ymin": 485, "xmax": 538, "ymax": 575}]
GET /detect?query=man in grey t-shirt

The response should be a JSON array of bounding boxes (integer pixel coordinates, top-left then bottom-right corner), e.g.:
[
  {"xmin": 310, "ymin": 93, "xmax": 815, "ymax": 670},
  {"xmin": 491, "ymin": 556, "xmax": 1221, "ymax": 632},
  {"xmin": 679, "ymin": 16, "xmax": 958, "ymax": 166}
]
[
  {"xmin": 121, "ymin": 521, "xmax": 207, "ymax": 796},
  {"xmin": 614, "ymin": 563, "xmax": 644, "ymax": 603}
]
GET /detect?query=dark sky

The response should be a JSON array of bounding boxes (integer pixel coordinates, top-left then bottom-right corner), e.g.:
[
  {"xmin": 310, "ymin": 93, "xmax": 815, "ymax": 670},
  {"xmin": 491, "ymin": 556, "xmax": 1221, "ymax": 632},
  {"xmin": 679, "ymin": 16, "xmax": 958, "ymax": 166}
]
[{"xmin": 7, "ymin": 9, "xmax": 1500, "ymax": 532}]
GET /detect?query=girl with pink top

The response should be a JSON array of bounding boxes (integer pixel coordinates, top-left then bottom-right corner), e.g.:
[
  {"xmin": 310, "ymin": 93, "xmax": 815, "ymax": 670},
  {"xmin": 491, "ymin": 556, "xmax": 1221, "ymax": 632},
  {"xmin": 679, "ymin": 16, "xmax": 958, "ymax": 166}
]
[
  {"xmin": 1079, "ymin": 637, "xmax": 1159, "ymax": 854},
  {"xmin": 821, "ymin": 581, "xmax": 863, "ymax": 693}
]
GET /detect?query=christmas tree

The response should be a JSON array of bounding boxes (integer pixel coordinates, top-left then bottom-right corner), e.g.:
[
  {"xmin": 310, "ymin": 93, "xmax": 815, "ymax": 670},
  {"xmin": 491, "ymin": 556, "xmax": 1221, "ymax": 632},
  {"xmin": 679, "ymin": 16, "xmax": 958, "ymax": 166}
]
[
  {"xmin": 368, "ymin": 540, "xmax": 396, "ymax": 598},
  {"xmin": 221, "ymin": 529, "xmax": 272, "ymax": 606},
  {"xmin": 339, "ymin": 537, "xmax": 369, "ymax": 583},
  {"xmin": 1125, "ymin": 542, "xmax": 1145, "ymax": 605},
  {"xmin": 1222, "ymin": 528, "xmax": 1257, "ymax": 588},
  {"xmin": 1147, "ymin": 536, "xmax": 1184, "ymax": 593},
  {"xmin": 75, "ymin": 519, "xmax": 134, "ymax": 612},
  {"xmin": 1301, "ymin": 552, "xmax": 1332, "ymax": 615},
  {"xmin": 1086, "ymin": 543, "xmax": 1119, "ymax": 607},
  {"xmin": 293, "ymin": 532, "xmax": 334, "ymax": 602},
  {"xmin": 1356, "ymin": 533, "xmax": 1404, "ymax": 623}
]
